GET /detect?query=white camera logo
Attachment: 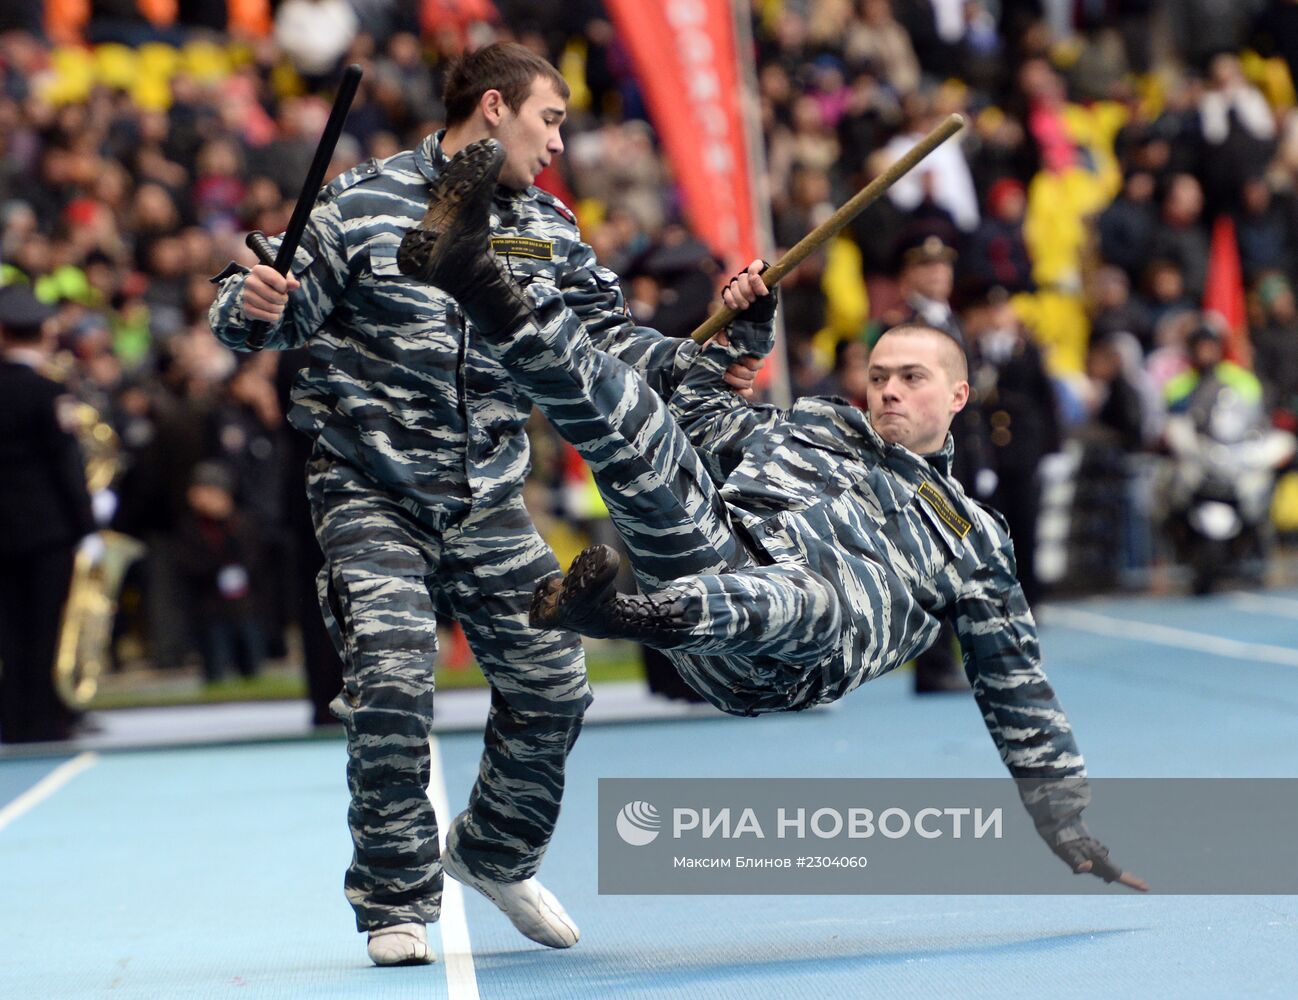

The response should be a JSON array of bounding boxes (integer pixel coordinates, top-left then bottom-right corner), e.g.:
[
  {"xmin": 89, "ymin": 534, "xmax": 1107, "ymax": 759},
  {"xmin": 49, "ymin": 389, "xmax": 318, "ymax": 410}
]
[{"xmin": 616, "ymin": 800, "xmax": 661, "ymax": 846}]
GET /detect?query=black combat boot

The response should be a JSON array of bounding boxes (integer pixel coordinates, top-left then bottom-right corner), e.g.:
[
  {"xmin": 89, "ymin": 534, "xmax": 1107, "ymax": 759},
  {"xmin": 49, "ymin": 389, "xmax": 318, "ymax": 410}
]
[
  {"xmin": 396, "ymin": 138, "xmax": 532, "ymax": 335},
  {"xmin": 531, "ymin": 544, "xmax": 693, "ymax": 644}
]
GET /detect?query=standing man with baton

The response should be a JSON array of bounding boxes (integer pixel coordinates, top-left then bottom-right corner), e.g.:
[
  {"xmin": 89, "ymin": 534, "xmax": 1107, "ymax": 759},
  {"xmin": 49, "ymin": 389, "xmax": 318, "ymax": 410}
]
[{"xmin": 209, "ymin": 44, "xmax": 761, "ymax": 966}]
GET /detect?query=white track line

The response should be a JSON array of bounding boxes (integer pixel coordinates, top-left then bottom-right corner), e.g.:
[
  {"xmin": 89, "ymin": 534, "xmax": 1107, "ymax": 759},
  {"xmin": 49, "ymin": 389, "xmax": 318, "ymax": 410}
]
[
  {"xmin": 1227, "ymin": 592, "xmax": 1298, "ymax": 619},
  {"xmin": 0, "ymin": 752, "xmax": 98, "ymax": 832},
  {"xmin": 1041, "ymin": 606, "xmax": 1298, "ymax": 668},
  {"xmin": 427, "ymin": 736, "xmax": 480, "ymax": 1000}
]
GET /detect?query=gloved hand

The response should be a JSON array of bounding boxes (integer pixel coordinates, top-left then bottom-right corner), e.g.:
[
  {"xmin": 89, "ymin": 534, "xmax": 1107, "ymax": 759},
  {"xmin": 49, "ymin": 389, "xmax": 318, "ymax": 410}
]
[
  {"xmin": 1052, "ymin": 835, "xmax": 1148, "ymax": 891},
  {"xmin": 723, "ymin": 259, "xmax": 777, "ymax": 326},
  {"xmin": 721, "ymin": 259, "xmax": 777, "ymax": 359}
]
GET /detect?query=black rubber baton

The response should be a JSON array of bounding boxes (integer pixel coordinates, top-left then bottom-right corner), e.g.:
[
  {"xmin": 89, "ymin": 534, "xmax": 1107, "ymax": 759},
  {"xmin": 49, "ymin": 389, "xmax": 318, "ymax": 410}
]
[{"xmin": 244, "ymin": 63, "xmax": 363, "ymax": 349}]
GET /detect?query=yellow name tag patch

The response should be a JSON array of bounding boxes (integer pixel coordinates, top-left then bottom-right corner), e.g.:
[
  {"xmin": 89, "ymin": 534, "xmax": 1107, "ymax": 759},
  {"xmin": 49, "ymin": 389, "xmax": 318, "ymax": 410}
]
[
  {"xmin": 490, "ymin": 236, "xmax": 554, "ymax": 260},
  {"xmin": 917, "ymin": 481, "xmax": 972, "ymax": 539}
]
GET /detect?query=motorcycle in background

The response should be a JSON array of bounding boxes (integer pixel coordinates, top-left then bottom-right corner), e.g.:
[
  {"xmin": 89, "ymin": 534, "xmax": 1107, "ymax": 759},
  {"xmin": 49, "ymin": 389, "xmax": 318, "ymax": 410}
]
[{"xmin": 1165, "ymin": 378, "xmax": 1296, "ymax": 594}]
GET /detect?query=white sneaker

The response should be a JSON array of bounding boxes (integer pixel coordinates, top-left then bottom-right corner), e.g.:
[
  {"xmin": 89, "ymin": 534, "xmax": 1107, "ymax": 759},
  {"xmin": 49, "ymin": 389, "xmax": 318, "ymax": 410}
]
[
  {"xmin": 366, "ymin": 922, "xmax": 435, "ymax": 966},
  {"xmin": 442, "ymin": 844, "xmax": 580, "ymax": 949}
]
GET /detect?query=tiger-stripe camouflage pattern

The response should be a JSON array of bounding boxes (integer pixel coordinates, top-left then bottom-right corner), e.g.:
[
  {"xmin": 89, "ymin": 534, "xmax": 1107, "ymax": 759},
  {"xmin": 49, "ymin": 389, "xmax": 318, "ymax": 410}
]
[
  {"xmin": 309, "ymin": 458, "xmax": 591, "ymax": 929},
  {"xmin": 209, "ymin": 131, "xmax": 697, "ymax": 518},
  {"xmin": 476, "ymin": 284, "xmax": 1092, "ymax": 844},
  {"xmin": 476, "ymin": 286, "xmax": 846, "ymax": 712},
  {"xmin": 209, "ymin": 131, "xmax": 686, "ymax": 930}
]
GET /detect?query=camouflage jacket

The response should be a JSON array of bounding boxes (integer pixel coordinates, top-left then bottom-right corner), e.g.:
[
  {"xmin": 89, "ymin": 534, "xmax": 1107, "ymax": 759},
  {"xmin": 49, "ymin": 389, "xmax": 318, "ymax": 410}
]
[
  {"xmin": 673, "ymin": 340, "xmax": 1089, "ymax": 839},
  {"xmin": 210, "ymin": 131, "xmax": 695, "ymax": 517}
]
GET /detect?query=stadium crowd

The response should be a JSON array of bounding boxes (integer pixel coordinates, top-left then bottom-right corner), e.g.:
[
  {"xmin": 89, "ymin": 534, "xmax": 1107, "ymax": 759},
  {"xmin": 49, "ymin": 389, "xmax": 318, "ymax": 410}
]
[{"xmin": 2, "ymin": 0, "xmax": 1298, "ymax": 688}]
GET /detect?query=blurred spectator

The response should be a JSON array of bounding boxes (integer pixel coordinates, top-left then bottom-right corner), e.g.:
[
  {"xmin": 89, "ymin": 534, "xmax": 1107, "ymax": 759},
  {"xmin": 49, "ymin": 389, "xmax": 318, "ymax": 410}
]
[
  {"xmin": 192, "ymin": 138, "xmax": 248, "ymax": 235},
  {"xmin": 828, "ymin": 336, "xmax": 871, "ymax": 407},
  {"xmin": 1114, "ymin": 75, "xmax": 1202, "ymax": 183},
  {"xmin": 1234, "ymin": 175, "xmax": 1296, "ymax": 283},
  {"xmin": 1018, "ymin": 57, "xmax": 1079, "ymax": 174},
  {"xmin": 274, "ymin": 0, "xmax": 360, "ymax": 89},
  {"xmin": 113, "ymin": 338, "xmax": 227, "ymax": 668},
  {"xmin": 836, "ymin": 68, "xmax": 901, "ymax": 184},
  {"xmin": 961, "ymin": 177, "xmax": 1033, "ymax": 294},
  {"xmin": 1077, "ymin": 330, "xmax": 1158, "ymax": 589},
  {"xmin": 249, "ymin": 97, "xmax": 328, "ymax": 202},
  {"xmin": 884, "ymin": 93, "xmax": 980, "ymax": 232},
  {"xmin": 850, "ymin": 149, "xmax": 910, "ymax": 295},
  {"xmin": 1145, "ymin": 308, "xmax": 1199, "ymax": 393},
  {"xmin": 1174, "ymin": 0, "xmax": 1256, "ymax": 70},
  {"xmin": 1086, "ymin": 332, "xmax": 1150, "ymax": 455},
  {"xmin": 1091, "ymin": 265, "xmax": 1154, "ymax": 354},
  {"xmin": 213, "ymin": 354, "xmax": 287, "ymax": 652},
  {"xmin": 1143, "ymin": 258, "xmax": 1197, "ymax": 332},
  {"xmin": 1252, "ymin": 272, "xmax": 1298, "ymax": 431},
  {"xmin": 175, "ymin": 459, "xmax": 264, "ymax": 683},
  {"xmin": 773, "ymin": 164, "xmax": 833, "ymax": 342},
  {"xmin": 844, "ymin": 0, "xmax": 921, "ymax": 95},
  {"xmin": 1098, "ymin": 170, "xmax": 1158, "ymax": 285},
  {"xmin": 962, "ymin": 284, "xmax": 1060, "ymax": 605},
  {"xmin": 1253, "ymin": 0, "xmax": 1298, "ymax": 97},
  {"xmin": 1198, "ymin": 53, "xmax": 1277, "ymax": 215},
  {"xmin": 1148, "ymin": 175, "xmax": 1211, "ymax": 301},
  {"xmin": 1165, "ymin": 321, "xmax": 1263, "ymax": 417},
  {"xmin": 623, "ymin": 226, "xmax": 721, "ymax": 339}
]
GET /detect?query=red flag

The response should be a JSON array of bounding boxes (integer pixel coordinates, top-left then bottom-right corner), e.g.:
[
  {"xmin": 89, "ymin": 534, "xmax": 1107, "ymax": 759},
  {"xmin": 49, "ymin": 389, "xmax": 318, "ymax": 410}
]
[
  {"xmin": 1202, "ymin": 214, "xmax": 1250, "ymax": 365},
  {"xmin": 603, "ymin": 0, "xmax": 759, "ymax": 272}
]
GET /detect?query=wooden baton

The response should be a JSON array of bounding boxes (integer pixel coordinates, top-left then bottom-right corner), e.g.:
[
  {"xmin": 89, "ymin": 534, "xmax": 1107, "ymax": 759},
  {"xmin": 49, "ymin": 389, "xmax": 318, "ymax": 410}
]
[{"xmin": 689, "ymin": 112, "xmax": 966, "ymax": 344}]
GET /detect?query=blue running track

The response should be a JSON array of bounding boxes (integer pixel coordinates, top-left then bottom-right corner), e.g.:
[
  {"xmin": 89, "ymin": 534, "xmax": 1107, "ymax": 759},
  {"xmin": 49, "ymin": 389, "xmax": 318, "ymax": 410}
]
[{"xmin": 3, "ymin": 589, "xmax": 1296, "ymax": 998}]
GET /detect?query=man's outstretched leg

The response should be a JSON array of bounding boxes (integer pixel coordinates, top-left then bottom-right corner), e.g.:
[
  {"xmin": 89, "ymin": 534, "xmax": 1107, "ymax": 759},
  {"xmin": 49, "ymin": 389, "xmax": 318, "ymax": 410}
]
[
  {"xmin": 398, "ymin": 139, "xmax": 742, "ymax": 588},
  {"xmin": 397, "ymin": 140, "xmax": 842, "ymax": 676}
]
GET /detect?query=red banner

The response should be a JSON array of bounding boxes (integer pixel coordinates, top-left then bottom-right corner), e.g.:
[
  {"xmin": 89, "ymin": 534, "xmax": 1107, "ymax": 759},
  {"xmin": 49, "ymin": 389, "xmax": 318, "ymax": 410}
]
[
  {"xmin": 1202, "ymin": 214, "xmax": 1250, "ymax": 365},
  {"xmin": 604, "ymin": 0, "xmax": 759, "ymax": 271}
]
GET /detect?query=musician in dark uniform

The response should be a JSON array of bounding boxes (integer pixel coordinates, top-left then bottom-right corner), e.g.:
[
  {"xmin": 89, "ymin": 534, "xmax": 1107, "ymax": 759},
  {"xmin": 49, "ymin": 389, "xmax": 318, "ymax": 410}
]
[{"xmin": 0, "ymin": 284, "xmax": 96, "ymax": 743}]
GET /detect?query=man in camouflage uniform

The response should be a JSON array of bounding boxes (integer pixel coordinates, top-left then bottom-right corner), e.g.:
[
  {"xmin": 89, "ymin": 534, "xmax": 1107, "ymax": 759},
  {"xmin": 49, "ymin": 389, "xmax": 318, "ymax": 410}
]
[
  {"xmin": 208, "ymin": 45, "xmax": 761, "ymax": 965},
  {"xmin": 398, "ymin": 139, "xmax": 1146, "ymax": 890}
]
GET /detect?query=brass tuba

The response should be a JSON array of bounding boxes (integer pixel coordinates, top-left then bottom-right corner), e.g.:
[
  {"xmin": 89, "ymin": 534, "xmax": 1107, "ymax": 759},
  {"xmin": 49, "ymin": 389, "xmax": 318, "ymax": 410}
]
[{"xmin": 53, "ymin": 402, "xmax": 144, "ymax": 708}]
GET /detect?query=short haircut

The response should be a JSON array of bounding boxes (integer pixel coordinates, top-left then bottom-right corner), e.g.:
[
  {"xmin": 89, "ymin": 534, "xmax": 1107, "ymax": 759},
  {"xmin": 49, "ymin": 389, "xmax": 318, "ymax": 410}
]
[
  {"xmin": 872, "ymin": 324, "xmax": 969, "ymax": 382},
  {"xmin": 442, "ymin": 42, "xmax": 570, "ymax": 126}
]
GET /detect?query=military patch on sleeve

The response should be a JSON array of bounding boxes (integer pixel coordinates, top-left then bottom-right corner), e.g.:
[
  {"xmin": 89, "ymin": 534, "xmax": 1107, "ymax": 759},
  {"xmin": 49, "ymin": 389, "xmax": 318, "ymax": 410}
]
[
  {"xmin": 917, "ymin": 481, "xmax": 972, "ymax": 538},
  {"xmin": 490, "ymin": 236, "xmax": 555, "ymax": 260}
]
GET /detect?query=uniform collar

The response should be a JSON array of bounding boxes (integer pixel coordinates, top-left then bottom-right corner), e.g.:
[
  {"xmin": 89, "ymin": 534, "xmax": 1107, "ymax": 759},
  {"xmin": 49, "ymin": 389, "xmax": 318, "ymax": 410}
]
[
  {"xmin": 921, "ymin": 434, "xmax": 956, "ymax": 477},
  {"xmin": 858, "ymin": 406, "xmax": 956, "ymax": 479},
  {"xmin": 414, "ymin": 130, "xmax": 451, "ymax": 183}
]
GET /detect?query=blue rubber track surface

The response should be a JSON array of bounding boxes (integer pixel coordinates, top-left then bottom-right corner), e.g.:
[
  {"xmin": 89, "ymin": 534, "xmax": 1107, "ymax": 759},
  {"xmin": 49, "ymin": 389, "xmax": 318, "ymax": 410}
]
[{"xmin": 3, "ymin": 589, "xmax": 1296, "ymax": 998}]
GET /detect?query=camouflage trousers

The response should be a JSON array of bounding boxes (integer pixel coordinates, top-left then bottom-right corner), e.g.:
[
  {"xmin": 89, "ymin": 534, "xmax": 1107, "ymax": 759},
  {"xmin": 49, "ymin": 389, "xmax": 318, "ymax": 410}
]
[
  {"xmin": 484, "ymin": 287, "xmax": 843, "ymax": 716},
  {"xmin": 308, "ymin": 457, "xmax": 591, "ymax": 931}
]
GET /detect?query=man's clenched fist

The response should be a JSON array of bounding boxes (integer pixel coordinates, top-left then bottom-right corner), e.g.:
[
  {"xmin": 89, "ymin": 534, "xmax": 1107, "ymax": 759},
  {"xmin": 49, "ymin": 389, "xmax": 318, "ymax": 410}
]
[{"xmin": 241, "ymin": 264, "xmax": 301, "ymax": 322}]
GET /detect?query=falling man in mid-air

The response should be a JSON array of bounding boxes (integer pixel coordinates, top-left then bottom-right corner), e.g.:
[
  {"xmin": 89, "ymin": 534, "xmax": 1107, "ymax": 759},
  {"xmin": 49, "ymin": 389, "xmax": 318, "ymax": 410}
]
[{"xmin": 397, "ymin": 138, "xmax": 1147, "ymax": 891}]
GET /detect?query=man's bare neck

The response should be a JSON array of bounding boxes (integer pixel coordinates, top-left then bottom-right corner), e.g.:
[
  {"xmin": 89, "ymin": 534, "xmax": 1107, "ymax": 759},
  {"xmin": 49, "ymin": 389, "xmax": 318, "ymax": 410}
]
[{"xmin": 440, "ymin": 123, "xmax": 490, "ymax": 159}]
